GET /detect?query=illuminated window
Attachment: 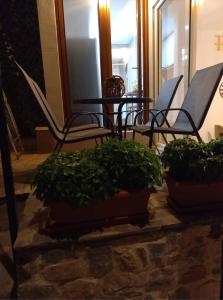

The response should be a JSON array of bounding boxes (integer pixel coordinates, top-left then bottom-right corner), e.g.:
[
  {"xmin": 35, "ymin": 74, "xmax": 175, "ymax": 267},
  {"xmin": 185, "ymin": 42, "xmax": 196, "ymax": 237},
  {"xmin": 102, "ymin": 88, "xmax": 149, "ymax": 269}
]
[{"xmin": 162, "ymin": 32, "xmax": 175, "ymax": 68}]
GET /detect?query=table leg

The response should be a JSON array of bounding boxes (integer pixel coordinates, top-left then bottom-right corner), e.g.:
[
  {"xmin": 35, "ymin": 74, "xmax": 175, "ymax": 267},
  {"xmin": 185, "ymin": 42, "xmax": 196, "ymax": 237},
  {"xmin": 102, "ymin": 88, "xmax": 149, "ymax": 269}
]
[{"xmin": 117, "ymin": 102, "xmax": 125, "ymax": 139}]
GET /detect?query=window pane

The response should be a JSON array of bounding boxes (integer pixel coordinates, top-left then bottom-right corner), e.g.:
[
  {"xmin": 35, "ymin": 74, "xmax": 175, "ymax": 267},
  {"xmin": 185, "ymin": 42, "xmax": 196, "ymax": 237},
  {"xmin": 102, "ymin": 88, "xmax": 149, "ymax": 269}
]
[
  {"xmin": 160, "ymin": 0, "xmax": 190, "ymax": 90},
  {"xmin": 63, "ymin": 0, "xmax": 102, "ymax": 118},
  {"xmin": 110, "ymin": 0, "xmax": 138, "ymax": 121},
  {"xmin": 162, "ymin": 32, "xmax": 175, "ymax": 68},
  {"xmin": 159, "ymin": 0, "xmax": 190, "ymax": 123}
]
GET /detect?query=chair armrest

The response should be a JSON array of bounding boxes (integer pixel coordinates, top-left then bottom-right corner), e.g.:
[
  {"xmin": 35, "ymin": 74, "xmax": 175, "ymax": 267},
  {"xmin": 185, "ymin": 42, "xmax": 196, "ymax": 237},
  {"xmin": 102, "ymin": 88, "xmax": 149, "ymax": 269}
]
[
  {"xmin": 132, "ymin": 109, "xmax": 161, "ymax": 126},
  {"xmin": 63, "ymin": 112, "xmax": 94, "ymax": 133},
  {"xmin": 62, "ymin": 112, "xmax": 102, "ymax": 133},
  {"xmin": 150, "ymin": 108, "xmax": 198, "ymax": 133},
  {"xmin": 63, "ymin": 112, "xmax": 115, "ymax": 135},
  {"xmin": 91, "ymin": 112, "xmax": 115, "ymax": 134}
]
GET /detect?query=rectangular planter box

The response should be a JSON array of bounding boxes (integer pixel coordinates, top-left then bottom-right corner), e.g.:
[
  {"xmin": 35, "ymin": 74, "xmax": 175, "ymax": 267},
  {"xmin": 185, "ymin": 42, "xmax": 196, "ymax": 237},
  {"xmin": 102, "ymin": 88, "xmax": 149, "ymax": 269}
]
[
  {"xmin": 166, "ymin": 175, "xmax": 223, "ymax": 212},
  {"xmin": 47, "ymin": 190, "xmax": 150, "ymax": 230}
]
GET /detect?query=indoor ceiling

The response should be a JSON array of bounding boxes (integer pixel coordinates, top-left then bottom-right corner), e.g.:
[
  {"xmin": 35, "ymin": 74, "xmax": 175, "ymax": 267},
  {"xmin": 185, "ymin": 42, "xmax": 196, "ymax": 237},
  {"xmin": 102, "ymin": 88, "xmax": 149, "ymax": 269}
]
[{"xmin": 110, "ymin": 0, "xmax": 137, "ymax": 45}]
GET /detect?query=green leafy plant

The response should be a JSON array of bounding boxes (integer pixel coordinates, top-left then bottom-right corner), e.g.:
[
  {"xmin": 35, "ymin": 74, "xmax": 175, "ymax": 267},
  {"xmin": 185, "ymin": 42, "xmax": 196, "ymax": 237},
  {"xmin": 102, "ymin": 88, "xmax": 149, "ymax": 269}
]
[
  {"xmin": 33, "ymin": 139, "xmax": 162, "ymax": 207},
  {"xmin": 161, "ymin": 137, "xmax": 223, "ymax": 182},
  {"xmin": 33, "ymin": 150, "xmax": 115, "ymax": 207},
  {"xmin": 95, "ymin": 139, "xmax": 162, "ymax": 191},
  {"xmin": 209, "ymin": 136, "xmax": 223, "ymax": 155}
]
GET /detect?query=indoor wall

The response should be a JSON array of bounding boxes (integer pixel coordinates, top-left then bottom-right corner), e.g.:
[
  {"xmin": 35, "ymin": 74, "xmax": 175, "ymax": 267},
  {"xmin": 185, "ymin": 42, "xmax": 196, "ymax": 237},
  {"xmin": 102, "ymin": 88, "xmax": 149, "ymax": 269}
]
[
  {"xmin": 37, "ymin": 0, "xmax": 64, "ymax": 126},
  {"xmin": 194, "ymin": 0, "xmax": 223, "ymax": 141},
  {"xmin": 150, "ymin": 0, "xmax": 223, "ymax": 142}
]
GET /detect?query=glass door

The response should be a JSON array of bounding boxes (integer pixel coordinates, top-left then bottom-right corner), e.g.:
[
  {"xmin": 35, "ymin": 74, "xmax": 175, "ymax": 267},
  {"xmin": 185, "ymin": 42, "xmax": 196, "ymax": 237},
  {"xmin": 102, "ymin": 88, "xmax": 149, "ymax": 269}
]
[
  {"xmin": 158, "ymin": 0, "xmax": 190, "ymax": 123},
  {"xmin": 159, "ymin": 0, "xmax": 190, "ymax": 87},
  {"xmin": 63, "ymin": 0, "xmax": 102, "ymax": 120},
  {"xmin": 56, "ymin": 0, "xmax": 148, "ymax": 124},
  {"xmin": 110, "ymin": 0, "xmax": 140, "ymax": 123}
]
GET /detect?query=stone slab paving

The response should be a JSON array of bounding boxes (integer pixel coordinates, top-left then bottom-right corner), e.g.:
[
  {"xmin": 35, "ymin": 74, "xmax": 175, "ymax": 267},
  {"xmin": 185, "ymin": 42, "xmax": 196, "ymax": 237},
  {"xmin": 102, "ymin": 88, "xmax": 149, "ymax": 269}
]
[
  {"xmin": 0, "ymin": 153, "xmax": 49, "ymax": 198},
  {"xmin": 0, "ymin": 153, "xmax": 49, "ymax": 298},
  {"xmin": 0, "ymin": 260, "xmax": 13, "ymax": 299},
  {"xmin": 0, "ymin": 196, "xmax": 29, "ymax": 298},
  {"xmin": 0, "ymin": 231, "xmax": 13, "ymax": 299},
  {"xmin": 15, "ymin": 189, "xmax": 223, "ymax": 300}
]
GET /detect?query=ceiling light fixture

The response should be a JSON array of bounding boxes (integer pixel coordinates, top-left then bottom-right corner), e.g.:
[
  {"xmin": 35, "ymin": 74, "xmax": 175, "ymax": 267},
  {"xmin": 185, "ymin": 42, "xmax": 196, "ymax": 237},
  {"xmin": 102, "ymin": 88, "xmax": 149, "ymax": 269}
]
[
  {"xmin": 192, "ymin": 0, "xmax": 203, "ymax": 7},
  {"xmin": 99, "ymin": 0, "xmax": 110, "ymax": 9}
]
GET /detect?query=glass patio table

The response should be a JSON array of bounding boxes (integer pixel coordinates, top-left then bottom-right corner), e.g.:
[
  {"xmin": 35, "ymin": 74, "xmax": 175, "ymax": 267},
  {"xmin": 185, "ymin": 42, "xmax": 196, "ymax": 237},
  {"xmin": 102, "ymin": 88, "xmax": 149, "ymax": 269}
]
[{"xmin": 74, "ymin": 97, "xmax": 152, "ymax": 138}]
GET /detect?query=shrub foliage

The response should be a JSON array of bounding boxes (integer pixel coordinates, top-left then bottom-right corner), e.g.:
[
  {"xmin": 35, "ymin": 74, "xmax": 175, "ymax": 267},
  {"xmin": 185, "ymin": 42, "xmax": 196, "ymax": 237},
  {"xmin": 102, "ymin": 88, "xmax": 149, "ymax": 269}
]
[
  {"xmin": 161, "ymin": 137, "xmax": 223, "ymax": 182},
  {"xmin": 33, "ymin": 139, "xmax": 162, "ymax": 207}
]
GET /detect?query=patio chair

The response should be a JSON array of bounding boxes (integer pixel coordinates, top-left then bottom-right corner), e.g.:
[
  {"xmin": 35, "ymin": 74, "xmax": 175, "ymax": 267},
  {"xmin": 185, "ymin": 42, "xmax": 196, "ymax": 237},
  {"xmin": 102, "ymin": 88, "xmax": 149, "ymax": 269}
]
[
  {"xmin": 124, "ymin": 75, "xmax": 183, "ymax": 141},
  {"xmin": 14, "ymin": 60, "xmax": 114, "ymax": 152},
  {"xmin": 134, "ymin": 63, "xmax": 223, "ymax": 148}
]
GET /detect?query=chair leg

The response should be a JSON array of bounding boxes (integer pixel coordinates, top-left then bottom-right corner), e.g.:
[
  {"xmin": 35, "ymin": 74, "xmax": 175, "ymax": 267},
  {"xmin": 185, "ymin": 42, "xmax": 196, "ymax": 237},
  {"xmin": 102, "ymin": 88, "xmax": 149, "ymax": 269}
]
[
  {"xmin": 53, "ymin": 142, "xmax": 58, "ymax": 153},
  {"xmin": 153, "ymin": 141, "xmax": 161, "ymax": 155},
  {"xmin": 161, "ymin": 133, "xmax": 169, "ymax": 145},
  {"xmin": 124, "ymin": 128, "xmax": 127, "ymax": 139},
  {"xmin": 149, "ymin": 132, "xmax": 153, "ymax": 148},
  {"xmin": 54, "ymin": 141, "xmax": 63, "ymax": 153},
  {"xmin": 57, "ymin": 143, "xmax": 63, "ymax": 153},
  {"xmin": 171, "ymin": 133, "xmax": 177, "ymax": 140},
  {"xmin": 195, "ymin": 131, "xmax": 202, "ymax": 142},
  {"xmin": 132, "ymin": 130, "xmax": 136, "ymax": 140}
]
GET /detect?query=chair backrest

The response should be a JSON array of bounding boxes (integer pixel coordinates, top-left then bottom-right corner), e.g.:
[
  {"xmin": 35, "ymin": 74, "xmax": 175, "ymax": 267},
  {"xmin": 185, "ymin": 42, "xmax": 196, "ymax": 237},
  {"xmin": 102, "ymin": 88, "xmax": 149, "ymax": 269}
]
[
  {"xmin": 154, "ymin": 75, "xmax": 183, "ymax": 125},
  {"xmin": 174, "ymin": 63, "xmax": 223, "ymax": 131},
  {"xmin": 15, "ymin": 61, "xmax": 61, "ymax": 140}
]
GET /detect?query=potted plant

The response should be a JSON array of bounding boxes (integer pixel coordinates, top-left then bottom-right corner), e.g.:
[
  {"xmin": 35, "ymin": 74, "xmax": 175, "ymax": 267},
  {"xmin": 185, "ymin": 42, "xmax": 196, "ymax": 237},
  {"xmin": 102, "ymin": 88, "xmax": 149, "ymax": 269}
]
[
  {"xmin": 161, "ymin": 137, "xmax": 223, "ymax": 211},
  {"xmin": 33, "ymin": 139, "xmax": 162, "ymax": 229}
]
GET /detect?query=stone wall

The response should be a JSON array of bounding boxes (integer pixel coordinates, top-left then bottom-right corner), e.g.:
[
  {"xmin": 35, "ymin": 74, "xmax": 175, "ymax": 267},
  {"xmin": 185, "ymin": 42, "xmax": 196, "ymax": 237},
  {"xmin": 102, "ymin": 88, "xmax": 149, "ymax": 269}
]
[{"xmin": 17, "ymin": 224, "xmax": 221, "ymax": 300}]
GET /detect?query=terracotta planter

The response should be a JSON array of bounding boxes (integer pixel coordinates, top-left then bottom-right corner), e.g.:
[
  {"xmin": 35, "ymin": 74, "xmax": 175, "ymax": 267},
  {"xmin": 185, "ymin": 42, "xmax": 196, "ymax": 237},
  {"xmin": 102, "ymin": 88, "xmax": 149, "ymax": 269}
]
[
  {"xmin": 166, "ymin": 175, "xmax": 223, "ymax": 210},
  {"xmin": 48, "ymin": 190, "xmax": 150, "ymax": 228}
]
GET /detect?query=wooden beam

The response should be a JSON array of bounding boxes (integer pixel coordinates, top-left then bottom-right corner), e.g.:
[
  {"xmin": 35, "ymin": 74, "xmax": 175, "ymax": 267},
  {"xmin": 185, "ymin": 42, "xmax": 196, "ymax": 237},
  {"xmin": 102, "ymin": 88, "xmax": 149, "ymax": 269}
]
[
  {"xmin": 54, "ymin": 0, "xmax": 71, "ymax": 119},
  {"xmin": 98, "ymin": 1, "xmax": 113, "ymax": 116},
  {"xmin": 142, "ymin": 0, "xmax": 150, "ymax": 121},
  {"xmin": 142, "ymin": 0, "xmax": 149, "ymax": 98},
  {"xmin": 137, "ymin": 0, "xmax": 143, "ymax": 98}
]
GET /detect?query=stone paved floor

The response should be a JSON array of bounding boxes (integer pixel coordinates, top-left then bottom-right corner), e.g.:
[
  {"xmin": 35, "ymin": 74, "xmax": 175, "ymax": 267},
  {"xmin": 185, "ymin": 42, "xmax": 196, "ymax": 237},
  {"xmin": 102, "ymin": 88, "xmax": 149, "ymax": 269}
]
[
  {"xmin": 0, "ymin": 200, "xmax": 28, "ymax": 298},
  {"xmin": 0, "ymin": 211, "xmax": 12, "ymax": 299},
  {"xmin": 0, "ymin": 153, "xmax": 49, "ymax": 198},
  {"xmin": 15, "ymin": 192, "xmax": 223, "ymax": 300},
  {"xmin": 1, "ymin": 152, "xmax": 223, "ymax": 299},
  {"xmin": 0, "ymin": 153, "xmax": 49, "ymax": 299}
]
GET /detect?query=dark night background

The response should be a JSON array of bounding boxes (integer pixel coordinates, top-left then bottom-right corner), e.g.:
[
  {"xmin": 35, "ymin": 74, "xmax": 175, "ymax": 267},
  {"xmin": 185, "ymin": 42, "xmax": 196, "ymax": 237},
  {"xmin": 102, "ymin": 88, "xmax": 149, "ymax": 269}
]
[{"xmin": 0, "ymin": 0, "xmax": 46, "ymax": 137}]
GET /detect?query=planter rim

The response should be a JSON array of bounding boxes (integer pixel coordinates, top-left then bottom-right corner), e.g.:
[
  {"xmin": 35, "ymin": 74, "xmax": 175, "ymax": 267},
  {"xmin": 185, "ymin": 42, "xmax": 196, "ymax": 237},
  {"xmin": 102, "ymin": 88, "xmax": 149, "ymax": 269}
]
[
  {"xmin": 165, "ymin": 173, "xmax": 223, "ymax": 187},
  {"xmin": 47, "ymin": 189, "xmax": 150, "ymax": 228},
  {"xmin": 42, "ymin": 189, "xmax": 150, "ymax": 207}
]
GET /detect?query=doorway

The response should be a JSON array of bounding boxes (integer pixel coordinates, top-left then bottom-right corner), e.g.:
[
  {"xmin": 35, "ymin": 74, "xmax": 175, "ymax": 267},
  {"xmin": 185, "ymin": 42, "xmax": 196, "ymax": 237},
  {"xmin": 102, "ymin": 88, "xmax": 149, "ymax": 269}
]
[{"xmin": 55, "ymin": 0, "xmax": 149, "ymax": 120}]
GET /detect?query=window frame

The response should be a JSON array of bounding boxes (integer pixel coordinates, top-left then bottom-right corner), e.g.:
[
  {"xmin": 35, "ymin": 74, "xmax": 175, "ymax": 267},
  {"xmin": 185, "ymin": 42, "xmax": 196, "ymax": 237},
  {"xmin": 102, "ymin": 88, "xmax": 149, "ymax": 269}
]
[{"xmin": 152, "ymin": 0, "xmax": 193, "ymax": 97}]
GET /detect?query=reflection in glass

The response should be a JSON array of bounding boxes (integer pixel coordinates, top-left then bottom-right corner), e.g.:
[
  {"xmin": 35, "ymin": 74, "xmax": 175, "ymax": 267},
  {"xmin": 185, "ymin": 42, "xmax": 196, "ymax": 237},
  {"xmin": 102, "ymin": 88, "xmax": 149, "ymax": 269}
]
[
  {"xmin": 63, "ymin": 0, "xmax": 102, "ymax": 121},
  {"xmin": 159, "ymin": 0, "xmax": 190, "ymax": 119}
]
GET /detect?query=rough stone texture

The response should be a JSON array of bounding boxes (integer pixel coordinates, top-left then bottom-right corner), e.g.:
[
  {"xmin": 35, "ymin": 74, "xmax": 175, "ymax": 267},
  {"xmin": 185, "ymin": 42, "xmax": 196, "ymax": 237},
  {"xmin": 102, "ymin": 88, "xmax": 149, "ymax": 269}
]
[
  {"xmin": 0, "ymin": 260, "xmax": 13, "ymax": 299},
  {"xmin": 16, "ymin": 225, "xmax": 222, "ymax": 300},
  {"xmin": 87, "ymin": 246, "xmax": 113, "ymax": 278},
  {"xmin": 18, "ymin": 281, "xmax": 62, "ymax": 300},
  {"xmin": 15, "ymin": 192, "xmax": 223, "ymax": 299},
  {"xmin": 64, "ymin": 278, "xmax": 99, "ymax": 300}
]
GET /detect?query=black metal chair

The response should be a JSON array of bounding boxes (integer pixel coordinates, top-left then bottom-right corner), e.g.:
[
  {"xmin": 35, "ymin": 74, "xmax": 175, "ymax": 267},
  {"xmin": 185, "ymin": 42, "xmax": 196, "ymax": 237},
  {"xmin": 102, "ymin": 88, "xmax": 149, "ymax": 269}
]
[
  {"xmin": 135, "ymin": 63, "xmax": 223, "ymax": 148},
  {"xmin": 15, "ymin": 61, "xmax": 114, "ymax": 152},
  {"xmin": 127, "ymin": 75, "xmax": 183, "ymax": 143}
]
